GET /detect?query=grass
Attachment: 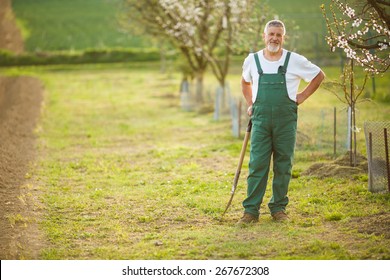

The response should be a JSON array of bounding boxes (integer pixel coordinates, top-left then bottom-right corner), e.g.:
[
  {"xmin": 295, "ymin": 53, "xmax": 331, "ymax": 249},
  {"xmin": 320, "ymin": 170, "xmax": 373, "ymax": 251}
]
[
  {"xmin": 1, "ymin": 61, "xmax": 389, "ymax": 260},
  {"xmin": 12, "ymin": 0, "xmax": 148, "ymax": 51},
  {"xmin": 11, "ymin": 0, "xmax": 331, "ymax": 54}
]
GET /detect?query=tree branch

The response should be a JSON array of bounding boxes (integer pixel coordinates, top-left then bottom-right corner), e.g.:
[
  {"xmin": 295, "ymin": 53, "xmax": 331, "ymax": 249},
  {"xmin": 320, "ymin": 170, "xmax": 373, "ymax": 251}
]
[
  {"xmin": 347, "ymin": 39, "xmax": 389, "ymax": 49},
  {"xmin": 367, "ymin": 0, "xmax": 390, "ymax": 29}
]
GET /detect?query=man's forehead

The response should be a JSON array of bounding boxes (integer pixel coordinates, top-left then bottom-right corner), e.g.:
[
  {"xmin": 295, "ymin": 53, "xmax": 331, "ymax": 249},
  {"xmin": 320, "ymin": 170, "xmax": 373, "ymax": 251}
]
[{"xmin": 266, "ymin": 26, "xmax": 284, "ymax": 34}]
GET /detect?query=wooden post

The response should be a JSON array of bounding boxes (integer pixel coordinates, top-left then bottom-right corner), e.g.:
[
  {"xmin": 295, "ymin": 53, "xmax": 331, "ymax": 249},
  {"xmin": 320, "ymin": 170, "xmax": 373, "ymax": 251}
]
[
  {"xmin": 350, "ymin": 59, "xmax": 354, "ymax": 167},
  {"xmin": 347, "ymin": 106, "xmax": 352, "ymax": 166},
  {"xmin": 384, "ymin": 128, "xmax": 390, "ymax": 192},
  {"xmin": 334, "ymin": 107, "xmax": 337, "ymax": 158},
  {"xmin": 369, "ymin": 132, "xmax": 373, "ymax": 191}
]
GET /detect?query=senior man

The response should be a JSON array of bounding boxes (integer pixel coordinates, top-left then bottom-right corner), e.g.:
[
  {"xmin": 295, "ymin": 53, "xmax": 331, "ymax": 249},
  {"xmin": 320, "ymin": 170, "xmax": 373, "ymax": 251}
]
[{"xmin": 238, "ymin": 19, "xmax": 325, "ymax": 224}]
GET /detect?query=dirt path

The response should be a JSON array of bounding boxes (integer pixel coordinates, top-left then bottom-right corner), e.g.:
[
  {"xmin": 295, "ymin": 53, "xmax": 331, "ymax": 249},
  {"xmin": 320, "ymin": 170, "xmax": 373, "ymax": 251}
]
[
  {"xmin": 0, "ymin": 0, "xmax": 24, "ymax": 54},
  {"xmin": 0, "ymin": 76, "xmax": 44, "ymax": 259}
]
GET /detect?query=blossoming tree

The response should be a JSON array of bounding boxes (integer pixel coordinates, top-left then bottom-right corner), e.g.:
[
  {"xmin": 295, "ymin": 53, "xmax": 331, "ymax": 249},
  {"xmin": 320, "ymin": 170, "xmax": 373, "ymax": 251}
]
[
  {"xmin": 321, "ymin": 0, "xmax": 389, "ymax": 74},
  {"xmin": 121, "ymin": 0, "xmax": 257, "ymax": 104},
  {"xmin": 322, "ymin": 0, "xmax": 389, "ymax": 166}
]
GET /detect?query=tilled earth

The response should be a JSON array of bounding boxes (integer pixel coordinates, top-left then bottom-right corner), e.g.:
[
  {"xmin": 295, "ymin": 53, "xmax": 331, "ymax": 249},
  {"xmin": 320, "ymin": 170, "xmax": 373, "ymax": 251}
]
[{"xmin": 0, "ymin": 76, "xmax": 44, "ymax": 259}]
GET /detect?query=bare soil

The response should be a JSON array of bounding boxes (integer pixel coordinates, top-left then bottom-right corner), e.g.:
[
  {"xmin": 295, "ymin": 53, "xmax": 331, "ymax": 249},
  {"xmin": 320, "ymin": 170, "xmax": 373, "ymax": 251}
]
[
  {"xmin": 302, "ymin": 153, "xmax": 390, "ymax": 239},
  {"xmin": 0, "ymin": 76, "xmax": 44, "ymax": 259},
  {"xmin": 302, "ymin": 152, "xmax": 368, "ymax": 179},
  {"xmin": 0, "ymin": 0, "xmax": 43, "ymax": 259},
  {"xmin": 0, "ymin": 0, "xmax": 24, "ymax": 54},
  {"xmin": 348, "ymin": 212, "xmax": 390, "ymax": 239}
]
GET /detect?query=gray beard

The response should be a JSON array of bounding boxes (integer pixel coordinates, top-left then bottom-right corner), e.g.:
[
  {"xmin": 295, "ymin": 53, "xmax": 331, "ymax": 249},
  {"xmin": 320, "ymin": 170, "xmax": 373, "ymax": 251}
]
[{"xmin": 267, "ymin": 44, "xmax": 280, "ymax": 53}]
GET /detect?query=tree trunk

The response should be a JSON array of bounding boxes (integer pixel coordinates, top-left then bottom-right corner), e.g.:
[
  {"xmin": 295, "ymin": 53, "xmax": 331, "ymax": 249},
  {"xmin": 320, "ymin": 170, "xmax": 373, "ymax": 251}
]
[
  {"xmin": 220, "ymin": 80, "xmax": 228, "ymax": 112},
  {"xmin": 195, "ymin": 72, "xmax": 204, "ymax": 104},
  {"xmin": 353, "ymin": 103, "xmax": 357, "ymax": 167},
  {"xmin": 160, "ymin": 47, "xmax": 166, "ymax": 74},
  {"xmin": 350, "ymin": 59, "xmax": 355, "ymax": 167}
]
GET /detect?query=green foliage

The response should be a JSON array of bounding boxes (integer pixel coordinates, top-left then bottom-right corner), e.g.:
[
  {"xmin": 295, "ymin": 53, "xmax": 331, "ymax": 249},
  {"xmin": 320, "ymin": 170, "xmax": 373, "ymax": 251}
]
[
  {"xmin": 11, "ymin": 0, "xmax": 331, "ymax": 56},
  {"xmin": 267, "ymin": 0, "xmax": 331, "ymax": 58},
  {"xmin": 0, "ymin": 48, "xmax": 160, "ymax": 66},
  {"xmin": 12, "ymin": 0, "xmax": 150, "ymax": 51}
]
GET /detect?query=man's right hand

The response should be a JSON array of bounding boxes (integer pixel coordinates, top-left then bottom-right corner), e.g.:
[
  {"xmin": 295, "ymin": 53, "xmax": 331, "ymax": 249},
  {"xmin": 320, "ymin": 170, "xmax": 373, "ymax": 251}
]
[{"xmin": 247, "ymin": 105, "xmax": 253, "ymax": 116}]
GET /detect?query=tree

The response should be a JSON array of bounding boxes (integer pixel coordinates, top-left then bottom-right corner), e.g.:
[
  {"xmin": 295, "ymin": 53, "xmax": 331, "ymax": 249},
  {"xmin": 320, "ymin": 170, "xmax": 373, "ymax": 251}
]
[
  {"xmin": 324, "ymin": 59, "xmax": 369, "ymax": 166},
  {"xmin": 120, "ymin": 0, "xmax": 257, "ymax": 104},
  {"xmin": 322, "ymin": 0, "xmax": 389, "ymax": 165},
  {"xmin": 321, "ymin": 0, "xmax": 390, "ymax": 74}
]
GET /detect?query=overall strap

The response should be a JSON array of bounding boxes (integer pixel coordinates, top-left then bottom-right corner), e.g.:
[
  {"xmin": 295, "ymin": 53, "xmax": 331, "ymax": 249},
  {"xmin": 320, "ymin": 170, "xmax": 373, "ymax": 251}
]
[
  {"xmin": 279, "ymin": 51, "xmax": 291, "ymax": 74},
  {"xmin": 283, "ymin": 51, "xmax": 291, "ymax": 69},
  {"xmin": 253, "ymin": 53, "xmax": 263, "ymax": 75}
]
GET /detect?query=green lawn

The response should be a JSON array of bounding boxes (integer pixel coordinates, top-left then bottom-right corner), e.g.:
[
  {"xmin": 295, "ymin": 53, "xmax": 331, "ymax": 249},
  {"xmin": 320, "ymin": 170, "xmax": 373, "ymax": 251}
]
[
  {"xmin": 12, "ymin": 0, "xmax": 148, "ymax": 51},
  {"xmin": 12, "ymin": 0, "xmax": 331, "ymax": 53},
  {"xmin": 2, "ymin": 62, "xmax": 389, "ymax": 259}
]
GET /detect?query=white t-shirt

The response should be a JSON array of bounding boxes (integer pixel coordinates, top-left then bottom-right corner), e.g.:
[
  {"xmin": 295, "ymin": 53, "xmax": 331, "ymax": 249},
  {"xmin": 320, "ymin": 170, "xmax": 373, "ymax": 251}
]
[{"xmin": 242, "ymin": 49, "xmax": 321, "ymax": 103}]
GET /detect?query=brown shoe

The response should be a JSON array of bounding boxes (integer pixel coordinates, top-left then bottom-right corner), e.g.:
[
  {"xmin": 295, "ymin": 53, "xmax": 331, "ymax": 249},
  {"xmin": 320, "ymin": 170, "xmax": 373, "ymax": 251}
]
[
  {"xmin": 237, "ymin": 212, "xmax": 258, "ymax": 225},
  {"xmin": 271, "ymin": 211, "xmax": 288, "ymax": 222}
]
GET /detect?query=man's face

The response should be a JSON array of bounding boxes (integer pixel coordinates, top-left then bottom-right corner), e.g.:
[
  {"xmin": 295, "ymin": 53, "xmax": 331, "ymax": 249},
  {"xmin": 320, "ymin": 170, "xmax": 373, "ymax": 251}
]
[{"xmin": 263, "ymin": 26, "xmax": 284, "ymax": 53}]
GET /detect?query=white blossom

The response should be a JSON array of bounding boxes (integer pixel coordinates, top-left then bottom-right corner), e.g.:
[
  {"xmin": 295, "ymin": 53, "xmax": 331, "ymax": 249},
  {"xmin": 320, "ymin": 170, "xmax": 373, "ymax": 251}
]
[
  {"xmin": 322, "ymin": 0, "xmax": 389, "ymax": 74},
  {"xmin": 379, "ymin": 43, "xmax": 388, "ymax": 51},
  {"xmin": 352, "ymin": 18, "xmax": 362, "ymax": 27}
]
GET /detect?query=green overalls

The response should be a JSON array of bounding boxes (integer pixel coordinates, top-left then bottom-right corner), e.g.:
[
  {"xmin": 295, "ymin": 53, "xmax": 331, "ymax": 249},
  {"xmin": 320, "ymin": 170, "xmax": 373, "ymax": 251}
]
[{"xmin": 243, "ymin": 52, "xmax": 297, "ymax": 217}]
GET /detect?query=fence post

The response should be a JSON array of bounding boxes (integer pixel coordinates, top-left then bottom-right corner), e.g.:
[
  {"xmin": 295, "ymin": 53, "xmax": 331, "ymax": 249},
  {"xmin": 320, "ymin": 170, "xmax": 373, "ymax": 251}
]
[
  {"xmin": 180, "ymin": 79, "xmax": 192, "ymax": 111},
  {"xmin": 230, "ymin": 97, "xmax": 240, "ymax": 138},
  {"xmin": 365, "ymin": 122, "xmax": 390, "ymax": 193},
  {"xmin": 368, "ymin": 132, "xmax": 373, "ymax": 191},
  {"xmin": 347, "ymin": 106, "xmax": 352, "ymax": 165},
  {"xmin": 384, "ymin": 128, "xmax": 390, "ymax": 192},
  {"xmin": 334, "ymin": 107, "xmax": 337, "ymax": 158},
  {"xmin": 214, "ymin": 86, "xmax": 222, "ymax": 121}
]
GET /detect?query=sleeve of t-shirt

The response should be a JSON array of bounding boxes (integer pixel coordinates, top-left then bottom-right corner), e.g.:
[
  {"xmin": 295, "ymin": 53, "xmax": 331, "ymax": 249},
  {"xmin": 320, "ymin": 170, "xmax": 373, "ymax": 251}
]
[
  {"xmin": 242, "ymin": 54, "xmax": 252, "ymax": 83},
  {"xmin": 293, "ymin": 53, "xmax": 321, "ymax": 83}
]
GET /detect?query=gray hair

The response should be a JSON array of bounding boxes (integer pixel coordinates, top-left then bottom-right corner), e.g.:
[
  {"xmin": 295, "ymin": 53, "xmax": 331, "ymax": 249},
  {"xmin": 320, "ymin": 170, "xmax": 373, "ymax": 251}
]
[{"xmin": 264, "ymin": 20, "xmax": 286, "ymax": 35}]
